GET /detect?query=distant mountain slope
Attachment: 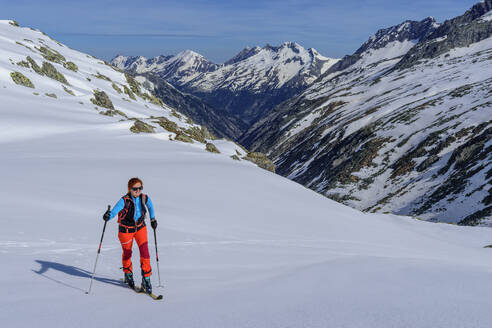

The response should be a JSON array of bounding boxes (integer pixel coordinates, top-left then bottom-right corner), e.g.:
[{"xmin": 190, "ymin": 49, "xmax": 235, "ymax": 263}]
[
  {"xmin": 240, "ymin": 1, "xmax": 492, "ymax": 226},
  {"xmin": 135, "ymin": 73, "xmax": 246, "ymax": 139},
  {"xmin": 324, "ymin": 17, "xmax": 438, "ymax": 75},
  {"xmin": 112, "ymin": 42, "xmax": 339, "ymax": 128},
  {"xmin": 112, "ymin": 50, "xmax": 220, "ymax": 86},
  {"xmin": 395, "ymin": 0, "xmax": 492, "ymax": 69}
]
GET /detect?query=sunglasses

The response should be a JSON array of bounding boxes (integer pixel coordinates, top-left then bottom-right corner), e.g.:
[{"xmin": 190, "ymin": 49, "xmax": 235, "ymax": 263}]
[{"xmin": 131, "ymin": 186, "xmax": 143, "ymax": 191}]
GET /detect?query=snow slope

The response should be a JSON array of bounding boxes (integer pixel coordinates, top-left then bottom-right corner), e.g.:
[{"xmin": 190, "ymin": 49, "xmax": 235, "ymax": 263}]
[
  {"xmin": 0, "ymin": 20, "xmax": 245, "ymax": 155},
  {"xmin": 2, "ymin": 20, "xmax": 492, "ymax": 328}
]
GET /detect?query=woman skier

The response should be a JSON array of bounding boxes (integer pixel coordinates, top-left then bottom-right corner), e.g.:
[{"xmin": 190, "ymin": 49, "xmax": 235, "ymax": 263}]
[{"xmin": 103, "ymin": 177, "xmax": 157, "ymax": 294}]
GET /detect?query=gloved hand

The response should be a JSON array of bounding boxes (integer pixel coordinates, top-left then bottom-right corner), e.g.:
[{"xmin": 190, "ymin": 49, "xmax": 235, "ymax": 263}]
[
  {"xmin": 103, "ymin": 207, "xmax": 111, "ymax": 221},
  {"xmin": 150, "ymin": 219, "xmax": 158, "ymax": 229}
]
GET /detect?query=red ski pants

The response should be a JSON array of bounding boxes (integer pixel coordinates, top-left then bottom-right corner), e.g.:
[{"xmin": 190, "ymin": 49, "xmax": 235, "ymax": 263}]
[{"xmin": 118, "ymin": 226, "xmax": 152, "ymax": 277}]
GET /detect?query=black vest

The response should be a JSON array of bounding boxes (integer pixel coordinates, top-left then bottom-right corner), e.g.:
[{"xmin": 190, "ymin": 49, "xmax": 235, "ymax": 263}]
[{"xmin": 118, "ymin": 193, "xmax": 147, "ymax": 227}]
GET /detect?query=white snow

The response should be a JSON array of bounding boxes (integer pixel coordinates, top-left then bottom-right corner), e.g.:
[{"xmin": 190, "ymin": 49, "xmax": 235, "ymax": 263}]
[
  {"xmin": 359, "ymin": 39, "xmax": 418, "ymax": 66},
  {"xmin": 480, "ymin": 10, "xmax": 492, "ymax": 21},
  {"xmin": 5, "ymin": 123, "xmax": 492, "ymax": 328},
  {"xmin": 3, "ymin": 20, "xmax": 492, "ymax": 328}
]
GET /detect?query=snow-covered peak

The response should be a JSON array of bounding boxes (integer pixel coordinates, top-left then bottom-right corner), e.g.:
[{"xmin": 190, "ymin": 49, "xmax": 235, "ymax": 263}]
[
  {"xmin": 167, "ymin": 49, "xmax": 217, "ymax": 72},
  {"xmin": 111, "ymin": 50, "xmax": 214, "ymax": 73},
  {"xmin": 189, "ymin": 41, "xmax": 339, "ymax": 92},
  {"xmin": 173, "ymin": 49, "xmax": 205, "ymax": 62},
  {"xmin": 394, "ymin": 0, "xmax": 492, "ymax": 70},
  {"xmin": 323, "ymin": 17, "xmax": 439, "ymax": 75},
  {"xmin": 110, "ymin": 54, "xmax": 127, "ymax": 68},
  {"xmin": 112, "ymin": 42, "xmax": 339, "ymax": 93},
  {"xmin": 224, "ymin": 46, "xmax": 262, "ymax": 65},
  {"xmin": 110, "ymin": 50, "xmax": 219, "ymax": 84},
  {"xmin": 308, "ymin": 47, "xmax": 324, "ymax": 59},
  {"xmin": 465, "ymin": 0, "xmax": 492, "ymax": 21},
  {"xmin": 263, "ymin": 41, "xmax": 303, "ymax": 52},
  {"xmin": 111, "ymin": 54, "xmax": 147, "ymax": 71}
]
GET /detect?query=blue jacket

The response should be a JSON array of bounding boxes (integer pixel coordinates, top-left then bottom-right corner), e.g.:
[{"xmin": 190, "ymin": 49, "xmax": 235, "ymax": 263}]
[{"xmin": 109, "ymin": 194, "xmax": 155, "ymax": 221}]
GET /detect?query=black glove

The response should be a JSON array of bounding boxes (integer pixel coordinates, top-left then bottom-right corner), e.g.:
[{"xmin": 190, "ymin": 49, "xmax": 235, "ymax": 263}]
[
  {"xmin": 103, "ymin": 207, "xmax": 111, "ymax": 221},
  {"xmin": 150, "ymin": 219, "xmax": 157, "ymax": 229}
]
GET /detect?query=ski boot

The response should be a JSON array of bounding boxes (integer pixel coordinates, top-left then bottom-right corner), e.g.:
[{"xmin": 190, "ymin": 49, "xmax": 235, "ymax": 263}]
[
  {"xmin": 124, "ymin": 272, "xmax": 135, "ymax": 289},
  {"xmin": 142, "ymin": 276, "xmax": 152, "ymax": 294}
]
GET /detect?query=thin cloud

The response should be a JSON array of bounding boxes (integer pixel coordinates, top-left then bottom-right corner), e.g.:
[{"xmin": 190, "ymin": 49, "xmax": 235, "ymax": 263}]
[{"xmin": 56, "ymin": 32, "xmax": 215, "ymax": 38}]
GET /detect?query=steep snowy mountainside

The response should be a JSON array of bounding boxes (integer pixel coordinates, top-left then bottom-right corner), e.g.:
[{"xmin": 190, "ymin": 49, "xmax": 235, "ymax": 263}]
[
  {"xmin": 135, "ymin": 74, "xmax": 247, "ymax": 139},
  {"xmin": 0, "ymin": 20, "xmax": 254, "ymax": 164},
  {"xmin": 112, "ymin": 42, "xmax": 339, "ymax": 127},
  {"xmin": 396, "ymin": 0, "xmax": 492, "ymax": 69},
  {"xmin": 324, "ymin": 17, "xmax": 438, "ymax": 75},
  {"xmin": 482, "ymin": 9, "xmax": 492, "ymax": 22},
  {"xmin": 241, "ymin": 2, "xmax": 492, "ymax": 226},
  {"xmin": 356, "ymin": 17, "xmax": 439, "ymax": 54},
  {"xmin": 223, "ymin": 46, "xmax": 262, "ymax": 65}
]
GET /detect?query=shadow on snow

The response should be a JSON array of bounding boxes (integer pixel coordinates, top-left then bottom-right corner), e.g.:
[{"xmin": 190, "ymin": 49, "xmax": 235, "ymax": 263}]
[{"xmin": 33, "ymin": 260, "xmax": 125, "ymax": 292}]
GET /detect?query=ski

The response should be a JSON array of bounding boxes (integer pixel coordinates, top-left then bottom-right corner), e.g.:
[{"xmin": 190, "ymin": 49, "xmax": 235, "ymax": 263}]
[
  {"xmin": 120, "ymin": 278, "xmax": 142, "ymax": 293},
  {"xmin": 142, "ymin": 290, "xmax": 163, "ymax": 300},
  {"xmin": 120, "ymin": 279, "xmax": 163, "ymax": 300},
  {"xmin": 135, "ymin": 284, "xmax": 163, "ymax": 300}
]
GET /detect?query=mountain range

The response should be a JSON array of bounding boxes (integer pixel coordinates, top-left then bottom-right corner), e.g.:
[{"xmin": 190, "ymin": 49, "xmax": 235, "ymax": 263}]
[
  {"xmin": 0, "ymin": 6, "xmax": 492, "ymax": 328},
  {"xmin": 4, "ymin": 15, "xmax": 492, "ymax": 327},
  {"xmin": 111, "ymin": 42, "xmax": 339, "ymax": 136},
  {"xmin": 113, "ymin": 0, "xmax": 492, "ymax": 226}
]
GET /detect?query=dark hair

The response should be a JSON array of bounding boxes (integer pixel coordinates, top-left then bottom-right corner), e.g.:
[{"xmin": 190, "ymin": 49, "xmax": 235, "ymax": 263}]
[{"xmin": 128, "ymin": 177, "xmax": 143, "ymax": 191}]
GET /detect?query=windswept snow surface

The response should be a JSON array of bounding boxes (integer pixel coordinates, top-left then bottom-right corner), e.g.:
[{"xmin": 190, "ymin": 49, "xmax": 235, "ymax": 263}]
[
  {"xmin": 4, "ymin": 120, "xmax": 492, "ymax": 328},
  {"xmin": 2, "ymin": 21, "xmax": 492, "ymax": 328}
]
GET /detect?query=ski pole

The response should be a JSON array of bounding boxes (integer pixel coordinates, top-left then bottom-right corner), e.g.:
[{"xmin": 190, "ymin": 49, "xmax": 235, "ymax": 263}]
[
  {"xmin": 86, "ymin": 205, "xmax": 110, "ymax": 294},
  {"xmin": 152, "ymin": 226, "xmax": 162, "ymax": 287}
]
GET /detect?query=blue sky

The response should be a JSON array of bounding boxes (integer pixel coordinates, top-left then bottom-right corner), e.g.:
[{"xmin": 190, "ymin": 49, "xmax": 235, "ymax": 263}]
[{"xmin": 3, "ymin": 0, "xmax": 479, "ymax": 63}]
